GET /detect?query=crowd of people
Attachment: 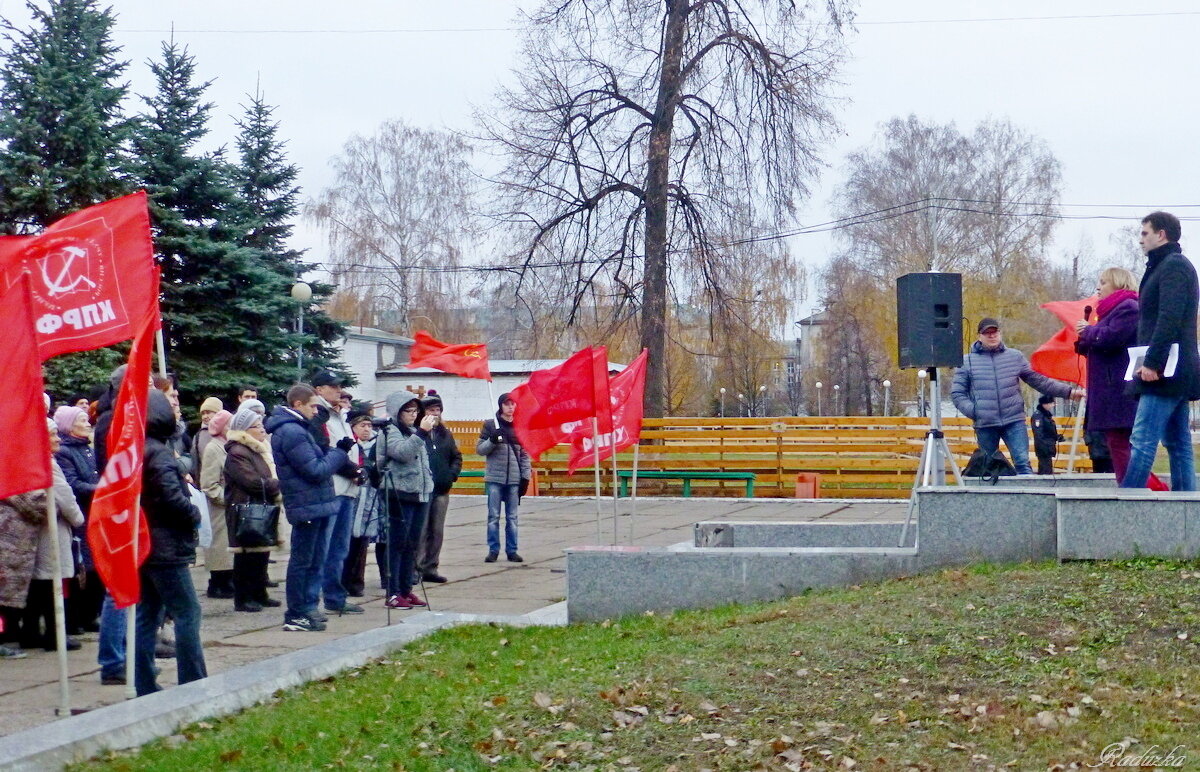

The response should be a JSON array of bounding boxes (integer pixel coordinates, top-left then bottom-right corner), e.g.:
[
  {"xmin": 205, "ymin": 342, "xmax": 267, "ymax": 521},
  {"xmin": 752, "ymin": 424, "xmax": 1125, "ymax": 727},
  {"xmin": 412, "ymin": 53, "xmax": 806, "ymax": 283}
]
[
  {"xmin": 953, "ymin": 211, "xmax": 1199, "ymax": 488},
  {"xmin": 0, "ymin": 367, "xmax": 537, "ymax": 699}
]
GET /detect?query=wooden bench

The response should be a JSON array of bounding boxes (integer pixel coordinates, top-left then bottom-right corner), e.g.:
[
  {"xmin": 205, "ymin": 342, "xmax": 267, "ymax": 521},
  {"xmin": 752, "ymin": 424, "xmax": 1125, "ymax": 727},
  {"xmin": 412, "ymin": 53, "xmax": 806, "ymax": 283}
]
[{"xmin": 617, "ymin": 470, "xmax": 755, "ymax": 498}]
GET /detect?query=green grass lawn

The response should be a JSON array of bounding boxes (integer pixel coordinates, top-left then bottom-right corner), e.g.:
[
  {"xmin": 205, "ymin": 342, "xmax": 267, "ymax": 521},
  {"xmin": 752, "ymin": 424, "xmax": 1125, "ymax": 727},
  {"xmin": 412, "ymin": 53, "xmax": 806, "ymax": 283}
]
[{"xmin": 77, "ymin": 559, "xmax": 1200, "ymax": 771}]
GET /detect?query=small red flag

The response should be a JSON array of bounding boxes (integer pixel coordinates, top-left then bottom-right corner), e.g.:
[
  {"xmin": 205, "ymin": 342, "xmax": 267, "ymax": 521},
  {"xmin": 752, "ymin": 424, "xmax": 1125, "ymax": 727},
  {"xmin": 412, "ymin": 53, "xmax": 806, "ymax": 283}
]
[
  {"xmin": 1031, "ymin": 296, "xmax": 1097, "ymax": 386},
  {"xmin": 523, "ymin": 346, "xmax": 613, "ymax": 433},
  {"xmin": 407, "ymin": 330, "xmax": 491, "ymax": 381},
  {"xmin": 0, "ymin": 273, "xmax": 52, "ymax": 499},
  {"xmin": 509, "ymin": 383, "xmax": 575, "ymax": 461},
  {"xmin": 2, "ymin": 192, "xmax": 158, "ymax": 361},
  {"xmin": 87, "ymin": 311, "xmax": 155, "ymax": 608},
  {"xmin": 568, "ymin": 349, "xmax": 648, "ymax": 473}
]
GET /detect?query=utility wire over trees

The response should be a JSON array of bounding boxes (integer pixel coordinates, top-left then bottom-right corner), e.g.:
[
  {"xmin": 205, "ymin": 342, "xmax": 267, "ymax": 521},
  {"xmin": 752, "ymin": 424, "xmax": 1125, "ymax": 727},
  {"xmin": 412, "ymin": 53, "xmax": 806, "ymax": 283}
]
[
  {"xmin": 816, "ymin": 115, "xmax": 1069, "ymax": 415},
  {"xmin": 306, "ymin": 119, "xmax": 478, "ymax": 335},
  {"xmin": 481, "ymin": 0, "xmax": 853, "ymax": 417}
]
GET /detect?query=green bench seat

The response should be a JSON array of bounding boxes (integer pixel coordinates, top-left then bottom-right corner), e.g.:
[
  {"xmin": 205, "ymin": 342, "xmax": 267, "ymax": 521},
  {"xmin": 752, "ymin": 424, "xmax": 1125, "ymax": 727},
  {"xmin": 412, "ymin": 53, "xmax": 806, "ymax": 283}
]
[{"xmin": 616, "ymin": 469, "xmax": 755, "ymax": 498}]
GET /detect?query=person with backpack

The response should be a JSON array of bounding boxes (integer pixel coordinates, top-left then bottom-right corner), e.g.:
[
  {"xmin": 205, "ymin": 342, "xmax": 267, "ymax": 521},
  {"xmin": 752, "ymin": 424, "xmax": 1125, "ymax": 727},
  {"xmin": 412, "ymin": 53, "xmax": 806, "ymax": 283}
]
[{"xmin": 951, "ymin": 317, "xmax": 1084, "ymax": 475}]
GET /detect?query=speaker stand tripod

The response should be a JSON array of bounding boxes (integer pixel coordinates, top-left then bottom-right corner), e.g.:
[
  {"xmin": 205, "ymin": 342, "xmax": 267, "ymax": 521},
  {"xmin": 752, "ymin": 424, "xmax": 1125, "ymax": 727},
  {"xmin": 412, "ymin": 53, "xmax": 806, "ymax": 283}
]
[{"xmin": 899, "ymin": 367, "xmax": 963, "ymax": 547}]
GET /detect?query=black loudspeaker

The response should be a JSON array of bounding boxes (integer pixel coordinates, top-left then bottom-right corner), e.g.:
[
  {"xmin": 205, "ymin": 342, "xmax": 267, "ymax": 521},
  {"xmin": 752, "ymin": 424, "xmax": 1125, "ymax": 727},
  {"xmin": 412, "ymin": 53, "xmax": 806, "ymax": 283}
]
[{"xmin": 896, "ymin": 272, "xmax": 963, "ymax": 369}]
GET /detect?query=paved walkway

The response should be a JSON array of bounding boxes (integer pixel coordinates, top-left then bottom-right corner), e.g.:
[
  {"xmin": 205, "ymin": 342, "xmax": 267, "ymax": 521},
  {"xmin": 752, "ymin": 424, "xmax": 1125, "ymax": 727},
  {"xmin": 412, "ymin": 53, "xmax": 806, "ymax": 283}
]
[{"xmin": 0, "ymin": 495, "xmax": 905, "ymax": 737}]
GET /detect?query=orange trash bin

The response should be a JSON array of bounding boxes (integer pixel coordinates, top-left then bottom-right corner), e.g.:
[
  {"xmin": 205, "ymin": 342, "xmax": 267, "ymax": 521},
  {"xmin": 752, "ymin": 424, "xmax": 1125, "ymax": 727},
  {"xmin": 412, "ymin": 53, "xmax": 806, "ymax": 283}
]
[{"xmin": 794, "ymin": 472, "xmax": 821, "ymax": 498}]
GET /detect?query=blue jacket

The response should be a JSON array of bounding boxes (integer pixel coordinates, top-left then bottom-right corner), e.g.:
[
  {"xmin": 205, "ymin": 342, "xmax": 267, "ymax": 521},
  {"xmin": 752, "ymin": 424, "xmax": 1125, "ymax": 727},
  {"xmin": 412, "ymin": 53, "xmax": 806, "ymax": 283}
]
[
  {"xmin": 265, "ymin": 406, "xmax": 348, "ymax": 524},
  {"xmin": 55, "ymin": 434, "xmax": 99, "ymax": 513},
  {"xmin": 1074, "ymin": 295, "xmax": 1139, "ymax": 431},
  {"xmin": 951, "ymin": 341, "xmax": 1074, "ymax": 428}
]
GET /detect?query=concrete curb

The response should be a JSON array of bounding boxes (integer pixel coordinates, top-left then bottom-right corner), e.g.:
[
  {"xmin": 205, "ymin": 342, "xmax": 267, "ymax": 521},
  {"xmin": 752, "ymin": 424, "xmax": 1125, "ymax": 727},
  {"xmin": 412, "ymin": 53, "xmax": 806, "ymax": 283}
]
[{"xmin": 0, "ymin": 604, "xmax": 568, "ymax": 771}]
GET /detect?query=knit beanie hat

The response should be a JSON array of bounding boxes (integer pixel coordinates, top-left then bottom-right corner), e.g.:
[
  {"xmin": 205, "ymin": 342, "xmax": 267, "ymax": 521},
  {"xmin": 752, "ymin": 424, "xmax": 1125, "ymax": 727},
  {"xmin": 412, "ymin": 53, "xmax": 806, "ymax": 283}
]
[
  {"xmin": 240, "ymin": 398, "xmax": 266, "ymax": 416},
  {"xmin": 54, "ymin": 405, "xmax": 86, "ymax": 436},
  {"xmin": 46, "ymin": 417, "xmax": 57, "ymax": 435},
  {"xmin": 208, "ymin": 409, "xmax": 233, "ymax": 438},
  {"xmin": 230, "ymin": 407, "xmax": 263, "ymax": 433},
  {"xmin": 200, "ymin": 396, "xmax": 223, "ymax": 413}
]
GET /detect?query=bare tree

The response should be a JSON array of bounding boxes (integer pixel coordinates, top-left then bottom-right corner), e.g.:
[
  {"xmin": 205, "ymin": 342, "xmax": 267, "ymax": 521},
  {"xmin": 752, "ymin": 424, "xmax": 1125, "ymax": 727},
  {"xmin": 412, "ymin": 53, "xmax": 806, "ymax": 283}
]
[
  {"xmin": 481, "ymin": 0, "xmax": 852, "ymax": 416},
  {"xmin": 307, "ymin": 119, "xmax": 478, "ymax": 332}
]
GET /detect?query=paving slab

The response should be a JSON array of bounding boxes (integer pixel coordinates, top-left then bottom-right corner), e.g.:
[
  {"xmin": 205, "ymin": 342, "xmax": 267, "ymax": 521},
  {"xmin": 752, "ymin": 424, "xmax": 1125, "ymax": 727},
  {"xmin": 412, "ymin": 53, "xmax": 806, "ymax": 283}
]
[{"xmin": 1, "ymin": 494, "xmax": 898, "ymax": 741}]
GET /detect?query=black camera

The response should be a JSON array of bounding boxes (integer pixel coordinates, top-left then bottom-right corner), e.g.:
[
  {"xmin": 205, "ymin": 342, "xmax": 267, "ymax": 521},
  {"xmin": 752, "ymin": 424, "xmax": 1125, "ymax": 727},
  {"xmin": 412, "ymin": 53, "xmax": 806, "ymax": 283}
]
[{"xmin": 371, "ymin": 416, "xmax": 393, "ymax": 429}]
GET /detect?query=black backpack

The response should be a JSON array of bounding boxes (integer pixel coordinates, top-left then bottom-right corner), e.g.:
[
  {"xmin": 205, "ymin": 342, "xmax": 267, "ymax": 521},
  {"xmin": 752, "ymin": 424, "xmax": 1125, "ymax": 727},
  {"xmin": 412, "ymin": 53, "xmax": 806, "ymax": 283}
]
[{"xmin": 962, "ymin": 447, "xmax": 1017, "ymax": 483}]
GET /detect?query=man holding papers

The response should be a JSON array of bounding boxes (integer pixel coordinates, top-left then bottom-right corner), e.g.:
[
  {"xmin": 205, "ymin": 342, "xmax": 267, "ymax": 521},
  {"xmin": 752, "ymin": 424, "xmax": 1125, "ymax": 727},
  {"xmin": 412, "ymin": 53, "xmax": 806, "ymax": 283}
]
[{"xmin": 1121, "ymin": 212, "xmax": 1200, "ymax": 490}]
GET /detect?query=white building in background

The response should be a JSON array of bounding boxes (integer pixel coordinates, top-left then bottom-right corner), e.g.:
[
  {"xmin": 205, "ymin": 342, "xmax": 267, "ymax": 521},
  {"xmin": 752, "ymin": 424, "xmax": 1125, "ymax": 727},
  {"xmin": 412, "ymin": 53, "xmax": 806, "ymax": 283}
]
[{"xmin": 336, "ymin": 328, "xmax": 625, "ymax": 421}]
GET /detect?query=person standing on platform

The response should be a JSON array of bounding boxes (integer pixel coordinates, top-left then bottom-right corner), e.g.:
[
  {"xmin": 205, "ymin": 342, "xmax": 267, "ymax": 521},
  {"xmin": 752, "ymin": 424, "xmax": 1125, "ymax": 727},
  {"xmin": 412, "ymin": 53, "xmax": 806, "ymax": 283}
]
[
  {"xmin": 1120, "ymin": 212, "xmax": 1200, "ymax": 490},
  {"xmin": 1030, "ymin": 395, "xmax": 1063, "ymax": 475}
]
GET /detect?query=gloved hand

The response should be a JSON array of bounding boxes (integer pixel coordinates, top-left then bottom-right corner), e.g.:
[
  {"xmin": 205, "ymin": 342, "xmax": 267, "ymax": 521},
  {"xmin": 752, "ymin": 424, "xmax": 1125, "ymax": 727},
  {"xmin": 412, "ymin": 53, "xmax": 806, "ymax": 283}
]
[
  {"xmin": 335, "ymin": 436, "xmax": 355, "ymax": 452},
  {"xmin": 492, "ymin": 433, "xmax": 505, "ymax": 443}
]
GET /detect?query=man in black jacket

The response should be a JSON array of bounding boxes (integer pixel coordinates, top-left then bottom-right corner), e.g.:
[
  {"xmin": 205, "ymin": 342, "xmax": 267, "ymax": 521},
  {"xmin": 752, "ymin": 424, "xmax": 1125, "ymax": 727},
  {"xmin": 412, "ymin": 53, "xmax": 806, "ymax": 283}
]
[
  {"xmin": 1030, "ymin": 395, "xmax": 1063, "ymax": 475},
  {"xmin": 135, "ymin": 389, "xmax": 206, "ymax": 696},
  {"xmin": 1122, "ymin": 212, "xmax": 1200, "ymax": 490},
  {"xmin": 415, "ymin": 395, "xmax": 462, "ymax": 583}
]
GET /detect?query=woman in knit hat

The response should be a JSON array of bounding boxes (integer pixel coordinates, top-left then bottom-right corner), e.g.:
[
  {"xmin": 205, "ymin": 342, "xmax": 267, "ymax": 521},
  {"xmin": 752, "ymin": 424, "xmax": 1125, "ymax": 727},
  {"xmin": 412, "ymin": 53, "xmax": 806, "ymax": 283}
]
[
  {"xmin": 191, "ymin": 397, "xmax": 224, "ymax": 480},
  {"xmin": 52, "ymin": 405, "xmax": 103, "ymax": 633},
  {"xmin": 223, "ymin": 408, "xmax": 282, "ymax": 612},
  {"xmin": 199, "ymin": 409, "xmax": 235, "ymax": 599}
]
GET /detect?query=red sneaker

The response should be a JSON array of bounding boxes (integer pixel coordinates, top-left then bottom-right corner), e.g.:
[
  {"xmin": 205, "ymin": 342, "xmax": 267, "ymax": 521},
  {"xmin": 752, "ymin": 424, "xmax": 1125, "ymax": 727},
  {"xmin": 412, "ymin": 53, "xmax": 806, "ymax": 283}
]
[
  {"xmin": 406, "ymin": 592, "xmax": 427, "ymax": 607},
  {"xmin": 385, "ymin": 594, "xmax": 411, "ymax": 609}
]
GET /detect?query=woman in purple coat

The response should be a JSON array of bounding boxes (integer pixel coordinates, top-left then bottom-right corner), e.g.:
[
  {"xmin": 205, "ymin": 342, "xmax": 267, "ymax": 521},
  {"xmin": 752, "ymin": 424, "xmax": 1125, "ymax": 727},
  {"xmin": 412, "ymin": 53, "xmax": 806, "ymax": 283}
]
[{"xmin": 1074, "ymin": 267, "xmax": 1166, "ymax": 488}]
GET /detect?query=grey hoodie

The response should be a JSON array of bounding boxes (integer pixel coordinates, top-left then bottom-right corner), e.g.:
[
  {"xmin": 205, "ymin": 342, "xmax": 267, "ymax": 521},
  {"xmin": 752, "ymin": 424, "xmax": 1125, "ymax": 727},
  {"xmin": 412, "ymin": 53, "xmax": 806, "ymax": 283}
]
[{"xmin": 379, "ymin": 390, "xmax": 434, "ymax": 502}]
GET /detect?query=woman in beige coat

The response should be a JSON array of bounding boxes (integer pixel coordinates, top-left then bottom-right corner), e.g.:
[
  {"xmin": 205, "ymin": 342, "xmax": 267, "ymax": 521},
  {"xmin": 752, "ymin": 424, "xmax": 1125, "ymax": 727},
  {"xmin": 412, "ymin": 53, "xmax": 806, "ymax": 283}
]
[{"xmin": 200, "ymin": 410, "xmax": 234, "ymax": 599}]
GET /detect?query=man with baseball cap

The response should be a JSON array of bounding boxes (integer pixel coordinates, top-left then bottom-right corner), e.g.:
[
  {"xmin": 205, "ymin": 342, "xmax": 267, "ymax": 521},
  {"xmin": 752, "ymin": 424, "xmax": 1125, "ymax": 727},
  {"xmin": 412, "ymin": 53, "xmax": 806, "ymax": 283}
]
[{"xmin": 951, "ymin": 317, "xmax": 1084, "ymax": 475}]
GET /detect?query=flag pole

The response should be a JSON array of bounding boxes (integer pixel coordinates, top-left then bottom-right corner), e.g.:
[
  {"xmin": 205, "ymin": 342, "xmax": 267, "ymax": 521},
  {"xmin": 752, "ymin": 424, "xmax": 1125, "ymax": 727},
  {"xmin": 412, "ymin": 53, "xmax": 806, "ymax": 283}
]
[
  {"xmin": 45, "ymin": 490, "xmax": 71, "ymax": 716},
  {"xmin": 591, "ymin": 418, "xmax": 602, "ymax": 543},
  {"xmin": 629, "ymin": 444, "xmax": 639, "ymax": 545},
  {"xmin": 1067, "ymin": 394, "xmax": 1086, "ymax": 473},
  {"xmin": 609, "ymin": 439, "xmax": 619, "ymax": 546}
]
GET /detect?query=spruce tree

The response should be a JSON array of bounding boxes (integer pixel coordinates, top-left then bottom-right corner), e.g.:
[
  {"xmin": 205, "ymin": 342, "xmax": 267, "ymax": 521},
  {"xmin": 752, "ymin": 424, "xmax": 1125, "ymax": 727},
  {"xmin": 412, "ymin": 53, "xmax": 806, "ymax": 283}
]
[
  {"xmin": 229, "ymin": 89, "xmax": 345, "ymax": 392},
  {"xmin": 130, "ymin": 41, "xmax": 295, "ymax": 411},
  {"xmin": 0, "ymin": 0, "xmax": 133, "ymax": 398}
]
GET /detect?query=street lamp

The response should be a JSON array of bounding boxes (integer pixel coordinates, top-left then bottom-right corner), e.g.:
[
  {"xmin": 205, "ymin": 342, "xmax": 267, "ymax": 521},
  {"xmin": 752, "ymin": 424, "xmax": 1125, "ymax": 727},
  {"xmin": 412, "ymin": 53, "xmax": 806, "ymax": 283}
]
[
  {"xmin": 757, "ymin": 384, "xmax": 767, "ymax": 417},
  {"xmin": 719, "ymin": 387, "xmax": 726, "ymax": 419},
  {"xmin": 291, "ymin": 281, "xmax": 312, "ymax": 382},
  {"xmin": 815, "ymin": 382, "xmax": 822, "ymax": 417},
  {"xmin": 833, "ymin": 384, "xmax": 840, "ymax": 415},
  {"xmin": 883, "ymin": 379, "xmax": 892, "ymax": 417},
  {"xmin": 737, "ymin": 393, "xmax": 746, "ymax": 417}
]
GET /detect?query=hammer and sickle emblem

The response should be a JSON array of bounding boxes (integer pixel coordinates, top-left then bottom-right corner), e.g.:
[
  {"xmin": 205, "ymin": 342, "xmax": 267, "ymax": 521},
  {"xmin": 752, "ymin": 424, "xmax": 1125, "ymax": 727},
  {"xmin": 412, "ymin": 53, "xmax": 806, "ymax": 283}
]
[
  {"xmin": 39, "ymin": 245, "xmax": 96, "ymax": 297},
  {"xmin": 463, "ymin": 348, "xmax": 482, "ymax": 359}
]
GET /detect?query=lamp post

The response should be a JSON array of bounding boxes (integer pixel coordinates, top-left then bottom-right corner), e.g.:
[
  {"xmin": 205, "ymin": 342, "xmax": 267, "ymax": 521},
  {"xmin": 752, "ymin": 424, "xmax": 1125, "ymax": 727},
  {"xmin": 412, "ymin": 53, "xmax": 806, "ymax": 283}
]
[
  {"xmin": 815, "ymin": 381, "xmax": 822, "ymax": 417},
  {"xmin": 291, "ymin": 281, "xmax": 312, "ymax": 382},
  {"xmin": 737, "ymin": 393, "xmax": 746, "ymax": 417},
  {"xmin": 719, "ymin": 387, "xmax": 726, "ymax": 418},
  {"xmin": 833, "ymin": 384, "xmax": 840, "ymax": 416},
  {"xmin": 757, "ymin": 384, "xmax": 767, "ymax": 417},
  {"xmin": 883, "ymin": 379, "xmax": 892, "ymax": 417}
]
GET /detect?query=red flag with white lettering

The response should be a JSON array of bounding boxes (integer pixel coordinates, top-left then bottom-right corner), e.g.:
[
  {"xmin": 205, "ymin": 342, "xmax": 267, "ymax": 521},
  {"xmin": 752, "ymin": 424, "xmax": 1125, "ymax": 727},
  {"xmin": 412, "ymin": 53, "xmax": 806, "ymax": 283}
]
[
  {"xmin": 87, "ymin": 312, "xmax": 155, "ymax": 608},
  {"xmin": 568, "ymin": 349, "xmax": 648, "ymax": 473},
  {"xmin": 509, "ymin": 382, "xmax": 580, "ymax": 461},
  {"xmin": 407, "ymin": 330, "xmax": 492, "ymax": 381},
  {"xmin": 0, "ymin": 273, "xmax": 52, "ymax": 499},
  {"xmin": 2, "ymin": 192, "xmax": 157, "ymax": 361},
  {"xmin": 522, "ymin": 346, "xmax": 612, "ymax": 433}
]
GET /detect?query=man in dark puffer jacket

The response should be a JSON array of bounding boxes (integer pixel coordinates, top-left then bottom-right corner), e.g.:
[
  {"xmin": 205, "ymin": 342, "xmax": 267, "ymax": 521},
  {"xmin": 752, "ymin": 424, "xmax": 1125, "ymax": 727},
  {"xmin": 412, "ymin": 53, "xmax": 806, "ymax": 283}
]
[
  {"xmin": 265, "ymin": 384, "xmax": 352, "ymax": 632},
  {"xmin": 951, "ymin": 318, "xmax": 1083, "ymax": 475},
  {"xmin": 135, "ymin": 389, "xmax": 206, "ymax": 696}
]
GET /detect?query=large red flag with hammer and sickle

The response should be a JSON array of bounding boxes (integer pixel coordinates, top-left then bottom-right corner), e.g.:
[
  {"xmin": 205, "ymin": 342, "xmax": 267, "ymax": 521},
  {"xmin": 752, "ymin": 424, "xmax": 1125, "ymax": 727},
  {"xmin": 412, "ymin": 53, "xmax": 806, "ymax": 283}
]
[{"xmin": 407, "ymin": 330, "xmax": 492, "ymax": 381}]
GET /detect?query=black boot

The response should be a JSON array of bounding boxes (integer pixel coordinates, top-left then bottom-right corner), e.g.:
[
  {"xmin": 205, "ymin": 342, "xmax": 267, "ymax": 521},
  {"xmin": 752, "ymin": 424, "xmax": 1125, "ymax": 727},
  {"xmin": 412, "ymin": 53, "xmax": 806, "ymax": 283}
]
[{"xmin": 208, "ymin": 569, "xmax": 235, "ymax": 599}]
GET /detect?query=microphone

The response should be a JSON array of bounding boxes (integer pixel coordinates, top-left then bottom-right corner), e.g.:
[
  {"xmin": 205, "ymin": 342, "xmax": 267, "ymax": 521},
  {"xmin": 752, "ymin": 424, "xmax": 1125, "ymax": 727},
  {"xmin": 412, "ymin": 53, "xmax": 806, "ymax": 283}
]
[{"xmin": 1083, "ymin": 305, "xmax": 1092, "ymax": 322}]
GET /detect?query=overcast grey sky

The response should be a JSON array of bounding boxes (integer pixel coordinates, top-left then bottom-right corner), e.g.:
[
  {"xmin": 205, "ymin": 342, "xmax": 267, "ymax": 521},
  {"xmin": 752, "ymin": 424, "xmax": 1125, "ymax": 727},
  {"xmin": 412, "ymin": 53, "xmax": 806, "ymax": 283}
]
[{"xmin": 3, "ymin": 0, "xmax": 1198, "ymax": 322}]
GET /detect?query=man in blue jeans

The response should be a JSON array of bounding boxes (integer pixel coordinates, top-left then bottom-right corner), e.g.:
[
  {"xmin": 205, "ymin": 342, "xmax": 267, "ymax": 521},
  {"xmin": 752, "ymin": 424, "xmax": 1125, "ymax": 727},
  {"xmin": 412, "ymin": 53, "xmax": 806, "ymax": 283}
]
[
  {"xmin": 266, "ymin": 384, "xmax": 352, "ymax": 632},
  {"xmin": 1121, "ymin": 211, "xmax": 1200, "ymax": 490},
  {"xmin": 477, "ymin": 394, "xmax": 532, "ymax": 563},
  {"xmin": 311, "ymin": 371, "xmax": 364, "ymax": 616},
  {"xmin": 952, "ymin": 318, "xmax": 1084, "ymax": 474}
]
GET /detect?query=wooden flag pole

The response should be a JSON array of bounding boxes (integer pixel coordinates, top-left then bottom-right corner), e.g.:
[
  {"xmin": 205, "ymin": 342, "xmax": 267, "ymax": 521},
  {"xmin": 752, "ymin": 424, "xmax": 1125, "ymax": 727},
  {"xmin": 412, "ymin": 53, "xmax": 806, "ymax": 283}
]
[
  {"xmin": 629, "ymin": 445, "xmax": 640, "ymax": 545},
  {"xmin": 1067, "ymin": 394, "xmax": 1087, "ymax": 473},
  {"xmin": 609, "ymin": 438, "xmax": 620, "ymax": 545},
  {"xmin": 591, "ymin": 418, "xmax": 602, "ymax": 543},
  {"xmin": 45, "ymin": 490, "xmax": 71, "ymax": 716}
]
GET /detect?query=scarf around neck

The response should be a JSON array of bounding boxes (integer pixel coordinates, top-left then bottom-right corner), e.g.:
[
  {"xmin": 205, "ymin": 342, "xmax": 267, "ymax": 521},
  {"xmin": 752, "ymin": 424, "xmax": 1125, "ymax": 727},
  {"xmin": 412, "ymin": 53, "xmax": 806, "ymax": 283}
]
[{"xmin": 1096, "ymin": 288, "xmax": 1138, "ymax": 319}]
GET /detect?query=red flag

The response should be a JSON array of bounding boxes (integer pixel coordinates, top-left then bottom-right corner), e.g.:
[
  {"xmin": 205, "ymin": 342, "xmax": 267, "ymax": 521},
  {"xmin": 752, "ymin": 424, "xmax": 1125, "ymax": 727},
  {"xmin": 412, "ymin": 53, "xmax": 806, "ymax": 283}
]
[
  {"xmin": 509, "ymin": 383, "xmax": 578, "ymax": 461},
  {"xmin": 87, "ymin": 312, "xmax": 155, "ymax": 608},
  {"xmin": 2, "ymin": 192, "xmax": 157, "ymax": 361},
  {"xmin": 0, "ymin": 274, "xmax": 52, "ymax": 499},
  {"xmin": 523, "ymin": 346, "xmax": 613, "ymax": 433},
  {"xmin": 407, "ymin": 330, "xmax": 491, "ymax": 381},
  {"xmin": 1031, "ymin": 296, "xmax": 1098, "ymax": 386},
  {"xmin": 568, "ymin": 349, "xmax": 648, "ymax": 473}
]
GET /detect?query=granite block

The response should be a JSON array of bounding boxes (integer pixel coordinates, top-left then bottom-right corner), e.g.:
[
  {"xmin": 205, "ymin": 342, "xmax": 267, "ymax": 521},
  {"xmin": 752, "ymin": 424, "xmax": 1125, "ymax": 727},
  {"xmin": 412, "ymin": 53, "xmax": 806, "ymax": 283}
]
[
  {"xmin": 915, "ymin": 487, "xmax": 1058, "ymax": 570},
  {"xmin": 1056, "ymin": 491, "xmax": 1200, "ymax": 560},
  {"xmin": 694, "ymin": 521, "xmax": 912, "ymax": 548},
  {"xmin": 963, "ymin": 473, "xmax": 1115, "ymax": 489}
]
